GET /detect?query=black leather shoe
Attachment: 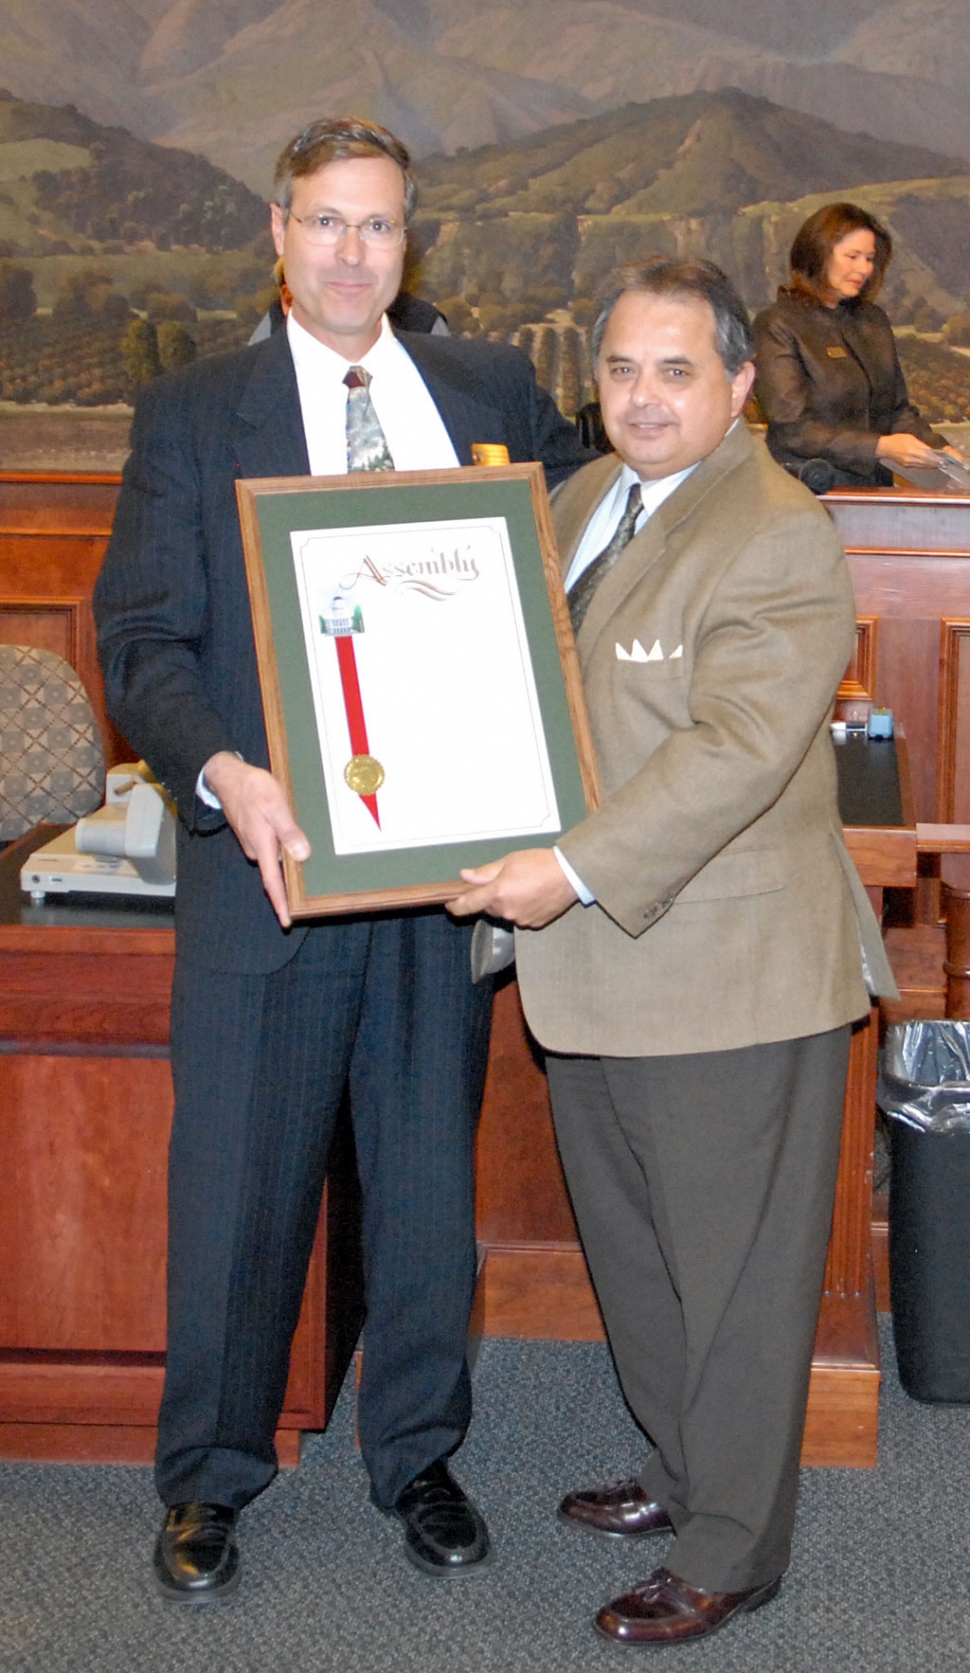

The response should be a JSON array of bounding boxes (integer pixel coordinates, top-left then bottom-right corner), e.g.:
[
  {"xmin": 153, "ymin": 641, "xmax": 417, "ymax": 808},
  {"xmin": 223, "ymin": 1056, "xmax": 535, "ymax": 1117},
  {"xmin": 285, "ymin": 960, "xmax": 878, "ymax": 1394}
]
[
  {"xmin": 558, "ymin": 1476, "xmax": 674, "ymax": 1539},
  {"xmin": 388, "ymin": 1460, "xmax": 491, "ymax": 1576},
  {"xmin": 152, "ymin": 1502, "xmax": 240, "ymax": 1602}
]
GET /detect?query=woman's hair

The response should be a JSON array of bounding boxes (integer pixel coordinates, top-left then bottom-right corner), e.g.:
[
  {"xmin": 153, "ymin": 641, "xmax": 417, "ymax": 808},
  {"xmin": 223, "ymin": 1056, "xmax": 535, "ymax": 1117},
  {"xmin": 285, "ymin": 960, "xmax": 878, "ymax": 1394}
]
[{"xmin": 783, "ymin": 202, "xmax": 892, "ymax": 305}]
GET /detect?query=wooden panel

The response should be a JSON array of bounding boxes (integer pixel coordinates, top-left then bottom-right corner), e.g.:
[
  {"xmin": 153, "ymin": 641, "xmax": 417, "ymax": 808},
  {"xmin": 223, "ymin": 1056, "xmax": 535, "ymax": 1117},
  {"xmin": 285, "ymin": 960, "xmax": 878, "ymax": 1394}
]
[
  {"xmin": 838, "ymin": 615, "xmax": 878, "ymax": 701},
  {"xmin": 801, "ymin": 1368, "xmax": 879, "ymax": 1468},
  {"xmin": 475, "ymin": 978, "xmax": 578, "ymax": 1245},
  {"xmin": 882, "ymin": 922, "xmax": 947, "ymax": 1024},
  {"xmin": 0, "ymin": 474, "xmax": 120, "ymax": 526},
  {"xmin": 830, "ymin": 491, "xmax": 970, "ymax": 831},
  {"xmin": 0, "ymin": 601, "xmax": 79, "ymax": 664},
  {"xmin": 823, "ymin": 1011, "xmax": 878, "ymax": 1299},
  {"xmin": 801, "ymin": 1289, "xmax": 880, "ymax": 1469},
  {"xmin": 826, "ymin": 489, "xmax": 970, "ymax": 554},
  {"xmin": 482, "ymin": 1246, "xmax": 604, "ymax": 1341},
  {"xmin": 0, "ymin": 475, "xmax": 126, "ymax": 767},
  {"xmin": 0, "ymin": 1423, "xmax": 159, "ymax": 1465},
  {"xmin": 0, "ymin": 948, "xmax": 174, "ymax": 1046},
  {"xmin": 0, "ymin": 1422, "xmax": 302, "ymax": 1468},
  {"xmin": 843, "ymin": 826, "xmax": 917, "ymax": 889},
  {"xmin": 0, "ymin": 1356, "xmax": 165, "ymax": 1425},
  {"xmin": 937, "ymin": 620, "xmax": 970, "ymax": 823},
  {"xmin": 872, "ymin": 1193, "xmax": 890, "ymax": 1314},
  {"xmin": 0, "ymin": 1057, "xmax": 171, "ymax": 1352}
]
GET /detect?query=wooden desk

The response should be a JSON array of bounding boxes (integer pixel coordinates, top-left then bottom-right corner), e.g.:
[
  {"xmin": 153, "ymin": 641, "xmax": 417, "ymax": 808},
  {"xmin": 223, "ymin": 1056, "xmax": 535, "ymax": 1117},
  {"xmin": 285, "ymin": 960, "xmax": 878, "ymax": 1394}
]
[
  {"xmin": 0, "ymin": 830, "xmax": 363, "ymax": 1464},
  {"xmin": 825, "ymin": 488, "xmax": 970, "ymax": 834}
]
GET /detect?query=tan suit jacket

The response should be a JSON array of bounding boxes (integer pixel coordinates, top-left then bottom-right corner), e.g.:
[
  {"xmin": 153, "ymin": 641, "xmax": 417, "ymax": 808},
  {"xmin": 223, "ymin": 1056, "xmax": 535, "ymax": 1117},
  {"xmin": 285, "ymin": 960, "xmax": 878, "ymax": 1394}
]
[{"xmin": 516, "ymin": 421, "xmax": 893, "ymax": 1058}]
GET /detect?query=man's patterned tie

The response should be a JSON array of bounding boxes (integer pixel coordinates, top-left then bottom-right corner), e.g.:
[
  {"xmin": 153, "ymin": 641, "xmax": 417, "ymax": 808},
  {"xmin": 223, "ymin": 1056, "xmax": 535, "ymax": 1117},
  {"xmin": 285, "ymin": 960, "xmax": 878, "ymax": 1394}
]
[
  {"xmin": 344, "ymin": 365, "xmax": 394, "ymax": 472},
  {"xmin": 568, "ymin": 482, "xmax": 643, "ymax": 633}
]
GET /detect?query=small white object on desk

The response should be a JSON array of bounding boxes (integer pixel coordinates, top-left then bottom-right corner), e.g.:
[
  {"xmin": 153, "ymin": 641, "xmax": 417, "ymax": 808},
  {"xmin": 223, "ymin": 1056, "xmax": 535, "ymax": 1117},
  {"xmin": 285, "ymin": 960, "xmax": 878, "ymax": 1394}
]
[{"xmin": 20, "ymin": 761, "xmax": 176, "ymax": 902}]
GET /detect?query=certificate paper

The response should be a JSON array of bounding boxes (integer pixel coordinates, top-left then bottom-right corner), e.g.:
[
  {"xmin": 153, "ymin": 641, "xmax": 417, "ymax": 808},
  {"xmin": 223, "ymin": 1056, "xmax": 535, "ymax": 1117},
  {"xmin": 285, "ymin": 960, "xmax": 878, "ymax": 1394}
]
[{"xmin": 293, "ymin": 516, "xmax": 560, "ymax": 854}]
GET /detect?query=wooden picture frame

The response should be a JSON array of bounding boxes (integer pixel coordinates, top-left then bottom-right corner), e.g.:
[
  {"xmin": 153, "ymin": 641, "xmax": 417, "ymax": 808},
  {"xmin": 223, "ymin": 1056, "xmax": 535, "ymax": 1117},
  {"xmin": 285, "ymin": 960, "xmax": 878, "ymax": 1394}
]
[{"xmin": 236, "ymin": 463, "xmax": 600, "ymax": 917}]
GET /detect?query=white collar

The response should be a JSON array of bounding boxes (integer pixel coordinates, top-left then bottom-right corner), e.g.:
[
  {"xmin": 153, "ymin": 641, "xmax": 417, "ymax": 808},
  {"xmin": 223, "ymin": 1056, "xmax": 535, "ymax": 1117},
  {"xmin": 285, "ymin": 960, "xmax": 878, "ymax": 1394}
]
[{"xmin": 285, "ymin": 311, "xmax": 402, "ymax": 381}]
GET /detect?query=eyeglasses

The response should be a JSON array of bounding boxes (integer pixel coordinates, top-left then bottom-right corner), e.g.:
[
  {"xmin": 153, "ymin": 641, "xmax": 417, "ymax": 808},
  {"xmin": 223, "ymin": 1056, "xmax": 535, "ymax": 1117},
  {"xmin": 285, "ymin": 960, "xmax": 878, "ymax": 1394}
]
[{"xmin": 285, "ymin": 212, "xmax": 406, "ymax": 248}]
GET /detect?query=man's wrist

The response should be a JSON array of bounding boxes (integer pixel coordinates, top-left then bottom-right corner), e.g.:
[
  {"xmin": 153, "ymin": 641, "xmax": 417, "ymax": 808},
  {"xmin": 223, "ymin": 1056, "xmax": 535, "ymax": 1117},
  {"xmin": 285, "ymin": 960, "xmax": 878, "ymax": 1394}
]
[
  {"xmin": 553, "ymin": 845, "xmax": 594, "ymax": 905},
  {"xmin": 197, "ymin": 750, "xmax": 244, "ymax": 809}
]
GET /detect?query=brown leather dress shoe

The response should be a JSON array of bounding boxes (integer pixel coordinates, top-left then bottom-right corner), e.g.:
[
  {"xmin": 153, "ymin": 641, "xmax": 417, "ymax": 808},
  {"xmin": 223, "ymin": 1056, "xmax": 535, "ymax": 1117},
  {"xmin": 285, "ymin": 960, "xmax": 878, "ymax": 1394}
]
[
  {"xmin": 558, "ymin": 1477, "xmax": 674, "ymax": 1539},
  {"xmin": 595, "ymin": 1564, "xmax": 782, "ymax": 1645}
]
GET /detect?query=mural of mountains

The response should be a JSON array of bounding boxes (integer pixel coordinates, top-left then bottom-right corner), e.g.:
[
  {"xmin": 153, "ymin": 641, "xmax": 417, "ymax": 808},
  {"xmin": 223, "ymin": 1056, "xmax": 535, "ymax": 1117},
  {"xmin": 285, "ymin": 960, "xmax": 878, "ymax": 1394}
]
[
  {"xmin": 2, "ymin": 81, "xmax": 969, "ymax": 451},
  {"xmin": 1, "ymin": 0, "xmax": 968, "ymax": 192},
  {"xmin": 0, "ymin": 90, "xmax": 267, "ymax": 258},
  {"xmin": 412, "ymin": 89, "xmax": 970, "ymax": 318}
]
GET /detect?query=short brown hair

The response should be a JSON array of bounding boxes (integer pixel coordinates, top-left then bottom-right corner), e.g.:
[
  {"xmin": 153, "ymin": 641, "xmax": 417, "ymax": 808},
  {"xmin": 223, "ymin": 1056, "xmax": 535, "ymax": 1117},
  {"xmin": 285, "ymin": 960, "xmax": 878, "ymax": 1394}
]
[
  {"xmin": 784, "ymin": 202, "xmax": 891, "ymax": 305},
  {"xmin": 273, "ymin": 116, "xmax": 416, "ymax": 220}
]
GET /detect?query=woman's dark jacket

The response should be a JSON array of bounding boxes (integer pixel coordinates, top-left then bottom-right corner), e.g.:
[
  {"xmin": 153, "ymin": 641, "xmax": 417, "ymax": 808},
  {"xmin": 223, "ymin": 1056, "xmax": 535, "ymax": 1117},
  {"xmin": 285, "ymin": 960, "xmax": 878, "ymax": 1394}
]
[{"xmin": 753, "ymin": 291, "xmax": 943, "ymax": 487}]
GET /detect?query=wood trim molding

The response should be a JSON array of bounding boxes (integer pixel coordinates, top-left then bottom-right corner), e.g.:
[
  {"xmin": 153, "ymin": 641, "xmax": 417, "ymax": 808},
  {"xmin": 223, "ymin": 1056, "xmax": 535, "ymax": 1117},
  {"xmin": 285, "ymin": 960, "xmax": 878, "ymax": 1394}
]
[
  {"xmin": 0, "ymin": 472, "xmax": 122, "ymax": 488},
  {"xmin": 822, "ymin": 1011, "xmax": 878, "ymax": 1298},
  {"xmin": 0, "ymin": 596, "xmax": 84, "ymax": 665},
  {"xmin": 0, "ymin": 525, "xmax": 117, "ymax": 539},
  {"xmin": 838, "ymin": 616, "xmax": 878, "ymax": 702},
  {"xmin": 937, "ymin": 619, "xmax": 970, "ymax": 822}
]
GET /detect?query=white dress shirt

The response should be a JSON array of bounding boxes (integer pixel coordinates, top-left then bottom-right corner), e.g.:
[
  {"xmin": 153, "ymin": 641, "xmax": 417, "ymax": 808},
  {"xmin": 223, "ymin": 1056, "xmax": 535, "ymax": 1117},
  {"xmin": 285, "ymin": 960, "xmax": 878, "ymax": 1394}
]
[
  {"xmin": 564, "ymin": 459, "xmax": 696, "ymax": 593},
  {"xmin": 286, "ymin": 312, "xmax": 459, "ymax": 474},
  {"xmin": 555, "ymin": 456, "xmax": 697, "ymax": 905}
]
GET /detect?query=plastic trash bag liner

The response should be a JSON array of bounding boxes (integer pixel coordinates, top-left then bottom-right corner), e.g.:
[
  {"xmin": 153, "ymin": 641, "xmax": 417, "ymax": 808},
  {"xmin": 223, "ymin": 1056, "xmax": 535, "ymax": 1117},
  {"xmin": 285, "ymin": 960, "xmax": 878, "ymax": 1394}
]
[{"xmin": 878, "ymin": 1020, "xmax": 970, "ymax": 1134}]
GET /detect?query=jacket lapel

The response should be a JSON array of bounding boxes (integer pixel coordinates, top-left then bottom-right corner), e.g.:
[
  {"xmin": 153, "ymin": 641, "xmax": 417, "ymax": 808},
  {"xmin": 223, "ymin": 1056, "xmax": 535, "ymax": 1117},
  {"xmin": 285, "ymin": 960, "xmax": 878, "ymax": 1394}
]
[
  {"xmin": 232, "ymin": 330, "xmax": 311, "ymax": 478},
  {"xmin": 553, "ymin": 455, "xmax": 623, "ymax": 577},
  {"xmin": 397, "ymin": 332, "xmax": 502, "ymax": 465}
]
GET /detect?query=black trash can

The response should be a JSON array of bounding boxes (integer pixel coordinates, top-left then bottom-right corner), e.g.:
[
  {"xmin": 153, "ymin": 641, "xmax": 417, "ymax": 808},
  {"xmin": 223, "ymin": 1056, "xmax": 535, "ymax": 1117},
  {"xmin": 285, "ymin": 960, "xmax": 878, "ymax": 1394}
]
[{"xmin": 878, "ymin": 1021, "xmax": 970, "ymax": 1402}]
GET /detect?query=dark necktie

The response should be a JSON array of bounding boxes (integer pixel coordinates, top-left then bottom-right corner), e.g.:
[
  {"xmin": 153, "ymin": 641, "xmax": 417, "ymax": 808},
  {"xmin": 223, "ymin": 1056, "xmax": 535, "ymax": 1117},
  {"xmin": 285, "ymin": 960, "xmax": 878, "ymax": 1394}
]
[
  {"xmin": 568, "ymin": 482, "xmax": 643, "ymax": 632},
  {"xmin": 344, "ymin": 365, "xmax": 394, "ymax": 472}
]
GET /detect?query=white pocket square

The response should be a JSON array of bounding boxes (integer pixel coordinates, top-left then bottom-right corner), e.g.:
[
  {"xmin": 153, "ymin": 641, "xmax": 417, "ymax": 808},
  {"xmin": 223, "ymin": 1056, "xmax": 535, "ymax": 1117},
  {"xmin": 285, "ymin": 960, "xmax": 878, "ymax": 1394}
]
[{"xmin": 616, "ymin": 638, "xmax": 669, "ymax": 663}]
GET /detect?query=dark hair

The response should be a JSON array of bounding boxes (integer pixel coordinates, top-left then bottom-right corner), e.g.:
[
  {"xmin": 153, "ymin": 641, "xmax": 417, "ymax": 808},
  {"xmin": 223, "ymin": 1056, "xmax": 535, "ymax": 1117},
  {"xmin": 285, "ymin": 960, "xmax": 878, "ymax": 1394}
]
[
  {"xmin": 273, "ymin": 116, "xmax": 416, "ymax": 220},
  {"xmin": 591, "ymin": 257, "xmax": 753, "ymax": 376},
  {"xmin": 784, "ymin": 202, "xmax": 891, "ymax": 305}
]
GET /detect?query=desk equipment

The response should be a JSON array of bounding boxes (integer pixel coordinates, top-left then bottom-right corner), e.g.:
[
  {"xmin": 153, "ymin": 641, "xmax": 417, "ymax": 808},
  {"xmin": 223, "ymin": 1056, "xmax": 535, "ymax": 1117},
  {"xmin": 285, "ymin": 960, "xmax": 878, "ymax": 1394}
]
[{"xmin": 20, "ymin": 761, "xmax": 176, "ymax": 901}]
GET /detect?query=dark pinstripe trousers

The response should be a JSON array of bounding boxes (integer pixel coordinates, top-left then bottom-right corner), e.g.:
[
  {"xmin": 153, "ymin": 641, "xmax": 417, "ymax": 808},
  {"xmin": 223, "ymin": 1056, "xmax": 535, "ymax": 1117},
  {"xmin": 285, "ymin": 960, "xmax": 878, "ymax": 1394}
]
[
  {"xmin": 155, "ymin": 908, "xmax": 493, "ymax": 1513},
  {"xmin": 547, "ymin": 1026, "xmax": 850, "ymax": 1595}
]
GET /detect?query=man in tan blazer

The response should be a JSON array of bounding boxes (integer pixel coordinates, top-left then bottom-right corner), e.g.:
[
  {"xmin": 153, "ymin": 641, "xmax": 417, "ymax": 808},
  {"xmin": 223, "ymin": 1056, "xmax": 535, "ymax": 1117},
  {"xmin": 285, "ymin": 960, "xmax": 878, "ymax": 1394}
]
[{"xmin": 450, "ymin": 258, "xmax": 894, "ymax": 1648}]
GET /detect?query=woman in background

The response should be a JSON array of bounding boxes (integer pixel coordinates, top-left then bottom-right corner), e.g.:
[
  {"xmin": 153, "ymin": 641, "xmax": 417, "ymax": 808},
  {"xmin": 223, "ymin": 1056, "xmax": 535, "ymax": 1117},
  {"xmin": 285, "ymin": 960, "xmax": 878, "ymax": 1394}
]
[{"xmin": 753, "ymin": 202, "xmax": 955, "ymax": 488}]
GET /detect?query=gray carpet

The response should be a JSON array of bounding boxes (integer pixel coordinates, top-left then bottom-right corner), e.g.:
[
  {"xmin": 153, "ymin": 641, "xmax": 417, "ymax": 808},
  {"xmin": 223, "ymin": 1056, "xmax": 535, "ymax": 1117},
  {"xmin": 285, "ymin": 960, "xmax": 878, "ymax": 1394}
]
[{"xmin": 1, "ymin": 1316, "xmax": 968, "ymax": 1672}]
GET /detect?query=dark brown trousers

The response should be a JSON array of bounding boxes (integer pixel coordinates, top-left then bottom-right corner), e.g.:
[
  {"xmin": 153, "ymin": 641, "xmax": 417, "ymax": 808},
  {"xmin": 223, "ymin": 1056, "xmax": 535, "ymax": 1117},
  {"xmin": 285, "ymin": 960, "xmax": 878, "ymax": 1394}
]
[{"xmin": 547, "ymin": 1025, "xmax": 851, "ymax": 1593}]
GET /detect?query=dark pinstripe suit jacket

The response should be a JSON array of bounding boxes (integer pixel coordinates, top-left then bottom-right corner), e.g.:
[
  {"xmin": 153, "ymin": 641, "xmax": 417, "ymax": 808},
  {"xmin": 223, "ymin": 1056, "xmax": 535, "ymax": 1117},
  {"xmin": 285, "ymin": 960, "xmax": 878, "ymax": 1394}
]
[{"xmin": 94, "ymin": 326, "xmax": 591, "ymax": 972}]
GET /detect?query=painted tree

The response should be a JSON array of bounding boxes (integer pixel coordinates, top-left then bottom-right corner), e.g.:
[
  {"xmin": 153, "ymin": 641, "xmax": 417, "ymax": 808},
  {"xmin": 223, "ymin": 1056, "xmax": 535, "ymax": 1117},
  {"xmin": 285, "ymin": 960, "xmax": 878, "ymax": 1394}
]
[
  {"xmin": 122, "ymin": 317, "xmax": 162, "ymax": 390},
  {"xmin": 0, "ymin": 262, "xmax": 37, "ymax": 323}
]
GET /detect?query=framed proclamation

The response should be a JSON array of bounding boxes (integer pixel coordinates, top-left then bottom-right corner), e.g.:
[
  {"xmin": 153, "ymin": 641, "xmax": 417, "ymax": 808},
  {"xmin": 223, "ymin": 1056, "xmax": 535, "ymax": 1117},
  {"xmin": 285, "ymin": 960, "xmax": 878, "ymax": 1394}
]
[{"xmin": 236, "ymin": 463, "xmax": 600, "ymax": 917}]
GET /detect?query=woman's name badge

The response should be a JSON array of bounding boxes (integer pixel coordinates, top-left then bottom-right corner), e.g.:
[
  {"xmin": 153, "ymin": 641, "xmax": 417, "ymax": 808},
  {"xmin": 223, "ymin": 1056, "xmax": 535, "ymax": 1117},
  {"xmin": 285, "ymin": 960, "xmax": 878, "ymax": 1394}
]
[{"xmin": 826, "ymin": 346, "xmax": 849, "ymax": 358}]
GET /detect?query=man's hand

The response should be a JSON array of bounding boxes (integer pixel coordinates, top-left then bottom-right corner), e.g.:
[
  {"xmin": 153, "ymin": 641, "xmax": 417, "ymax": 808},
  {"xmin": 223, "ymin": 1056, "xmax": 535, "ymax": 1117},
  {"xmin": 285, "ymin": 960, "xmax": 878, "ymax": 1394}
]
[
  {"xmin": 203, "ymin": 751, "xmax": 310, "ymax": 928},
  {"xmin": 875, "ymin": 433, "xmax": 944, "ymax": 470},
  {"xmin": 446, "ymin": 848, "xmax": 578, "ymax": 929}
]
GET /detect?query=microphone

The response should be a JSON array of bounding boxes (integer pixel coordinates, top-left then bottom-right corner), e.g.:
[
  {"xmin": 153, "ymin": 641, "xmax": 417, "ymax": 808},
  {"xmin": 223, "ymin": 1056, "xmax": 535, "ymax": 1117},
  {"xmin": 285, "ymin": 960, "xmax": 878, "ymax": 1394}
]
[{"xmin": 785, "ymin": 458, "xmax": 836, "ymax": 495}]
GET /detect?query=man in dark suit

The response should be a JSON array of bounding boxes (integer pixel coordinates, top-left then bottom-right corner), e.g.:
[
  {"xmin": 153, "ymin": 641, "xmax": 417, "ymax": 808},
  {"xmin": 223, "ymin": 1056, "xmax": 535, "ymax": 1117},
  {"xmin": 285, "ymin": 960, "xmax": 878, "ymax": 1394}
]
[
  {"xmin": 450, "ymin": 259, "xmax": 894, "ymax": 1647},
  {"xmin": 94, "ymin": 115, "xmax": 589, "ymax": 1601}
]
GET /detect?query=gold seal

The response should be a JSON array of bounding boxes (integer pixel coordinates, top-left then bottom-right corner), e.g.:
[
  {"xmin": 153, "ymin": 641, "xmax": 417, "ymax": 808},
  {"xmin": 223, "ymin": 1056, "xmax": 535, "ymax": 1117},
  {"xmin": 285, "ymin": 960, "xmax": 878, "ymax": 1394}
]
[
  {"xmin": 344, "ymin": 753, "xmax": 385, "ymax": 795},
  {"xmin": 471, "ymin": 443, "xmax": 511, "ymax": 467}
]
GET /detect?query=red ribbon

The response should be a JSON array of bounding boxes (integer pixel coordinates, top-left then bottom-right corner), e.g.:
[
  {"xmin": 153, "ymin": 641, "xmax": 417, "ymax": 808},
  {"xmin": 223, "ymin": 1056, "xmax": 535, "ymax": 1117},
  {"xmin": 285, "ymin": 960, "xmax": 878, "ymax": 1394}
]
[{"xmin": 335, "ymin": 634, "xmax": 380, "ymax": 827}]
